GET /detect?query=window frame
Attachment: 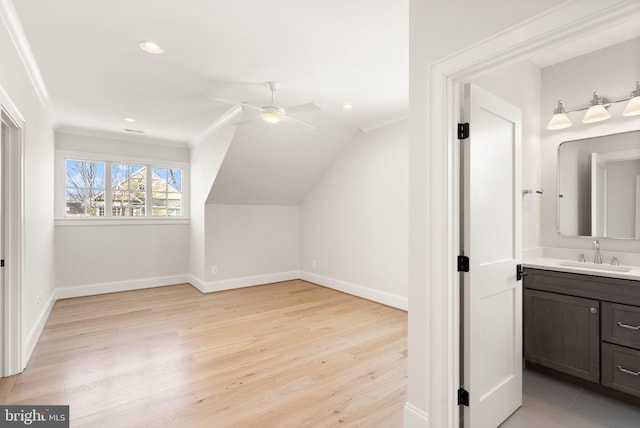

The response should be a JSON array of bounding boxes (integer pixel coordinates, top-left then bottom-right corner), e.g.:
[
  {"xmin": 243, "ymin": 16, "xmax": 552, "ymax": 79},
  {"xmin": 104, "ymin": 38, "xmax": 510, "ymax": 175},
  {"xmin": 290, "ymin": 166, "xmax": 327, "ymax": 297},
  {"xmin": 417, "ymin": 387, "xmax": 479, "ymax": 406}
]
[{"xmin": 56, "ymin": 150, "xmax": 189, "ymax": 226}]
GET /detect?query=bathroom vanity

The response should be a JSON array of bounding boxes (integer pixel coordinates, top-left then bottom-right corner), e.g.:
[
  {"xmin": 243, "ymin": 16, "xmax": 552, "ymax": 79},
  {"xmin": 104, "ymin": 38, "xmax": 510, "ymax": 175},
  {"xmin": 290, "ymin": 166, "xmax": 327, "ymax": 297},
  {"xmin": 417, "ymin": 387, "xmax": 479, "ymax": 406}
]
[{"xmin": 523, "ymin": 263, "xmax": 640, "ymax": 406}]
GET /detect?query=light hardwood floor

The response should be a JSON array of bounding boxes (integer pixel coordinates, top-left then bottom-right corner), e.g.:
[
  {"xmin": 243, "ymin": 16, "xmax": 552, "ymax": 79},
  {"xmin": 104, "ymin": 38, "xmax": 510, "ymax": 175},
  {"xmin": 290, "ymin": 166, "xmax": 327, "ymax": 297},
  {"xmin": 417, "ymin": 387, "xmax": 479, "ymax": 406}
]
[{"xmin": 0, "ymin": 280, "xmax": 407, "ymax": 427}]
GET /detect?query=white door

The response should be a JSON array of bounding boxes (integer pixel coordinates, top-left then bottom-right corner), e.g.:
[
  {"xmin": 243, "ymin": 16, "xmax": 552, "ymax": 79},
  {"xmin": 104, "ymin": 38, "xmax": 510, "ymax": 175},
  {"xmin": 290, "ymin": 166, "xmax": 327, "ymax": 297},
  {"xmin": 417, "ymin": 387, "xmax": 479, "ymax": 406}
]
[
  {"xmin": 462, "ymin": 83, "xmax": 522, "ymax": 428},
  {"xmin": 0, "ymin": 121, "xmax": 5, "ymax": 376}
]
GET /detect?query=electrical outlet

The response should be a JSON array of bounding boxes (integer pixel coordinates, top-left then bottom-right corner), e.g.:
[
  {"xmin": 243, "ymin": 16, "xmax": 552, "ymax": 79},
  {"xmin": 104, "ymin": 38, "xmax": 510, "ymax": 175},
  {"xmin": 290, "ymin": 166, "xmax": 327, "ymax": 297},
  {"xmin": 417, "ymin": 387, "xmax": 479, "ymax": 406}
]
[
  {"xmin": 36, "ymin": 295, "xmax": 40, "ymax": 305},
  {"xmin": 312, "ymin": 260, "xmax": 317, "ymax": 269},
  {"xmin": 211, "ymin": 266, "xmax": 218, "ymax": 275}
]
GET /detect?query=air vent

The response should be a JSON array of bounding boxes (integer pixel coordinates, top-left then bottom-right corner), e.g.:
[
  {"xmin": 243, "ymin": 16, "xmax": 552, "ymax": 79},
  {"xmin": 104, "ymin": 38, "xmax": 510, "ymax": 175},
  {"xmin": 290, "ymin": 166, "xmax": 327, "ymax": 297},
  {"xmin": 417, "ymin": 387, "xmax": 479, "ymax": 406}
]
[{"xmin": 124, "ymin": 128, "xmax": 145, "ymax": 134}]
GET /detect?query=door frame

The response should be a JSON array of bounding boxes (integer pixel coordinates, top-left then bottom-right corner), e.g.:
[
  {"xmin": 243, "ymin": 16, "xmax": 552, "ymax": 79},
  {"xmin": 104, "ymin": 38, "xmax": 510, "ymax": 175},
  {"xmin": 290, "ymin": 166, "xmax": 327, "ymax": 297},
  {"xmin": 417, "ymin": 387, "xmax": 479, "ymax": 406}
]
[
  {"xmin": 0, "ymin": 85, "xmax": 25, "ymax": 377},
  {"xmin": 407, "ymin": 1, "xmax": 640, "ymax": 427}
]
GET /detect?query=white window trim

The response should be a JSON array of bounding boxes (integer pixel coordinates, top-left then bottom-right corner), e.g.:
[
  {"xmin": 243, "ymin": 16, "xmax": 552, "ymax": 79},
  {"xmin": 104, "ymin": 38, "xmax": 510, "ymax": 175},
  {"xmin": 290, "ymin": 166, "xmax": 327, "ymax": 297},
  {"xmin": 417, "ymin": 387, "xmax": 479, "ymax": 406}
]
[{"xmin": 55, "ymin": 150, "xmax": 190, "ymax": 225}]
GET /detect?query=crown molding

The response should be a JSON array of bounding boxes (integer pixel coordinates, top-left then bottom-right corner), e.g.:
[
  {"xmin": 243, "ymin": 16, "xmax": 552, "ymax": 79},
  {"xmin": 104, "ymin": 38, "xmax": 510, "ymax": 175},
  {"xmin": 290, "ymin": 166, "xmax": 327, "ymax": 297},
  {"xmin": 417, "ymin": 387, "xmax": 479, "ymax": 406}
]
[{"xmin": 0, "ymin": 0, "xmax": 50, "ymax": 107}]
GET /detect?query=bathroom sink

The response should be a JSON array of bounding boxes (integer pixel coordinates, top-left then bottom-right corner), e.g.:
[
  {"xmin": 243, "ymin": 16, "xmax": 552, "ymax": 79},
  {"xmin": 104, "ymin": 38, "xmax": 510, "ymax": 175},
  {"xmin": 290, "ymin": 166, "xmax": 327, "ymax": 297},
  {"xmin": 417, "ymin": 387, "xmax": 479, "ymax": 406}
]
[{"xmin": 558, "ymin": 261, "xmax": 633, "ymax": 273}]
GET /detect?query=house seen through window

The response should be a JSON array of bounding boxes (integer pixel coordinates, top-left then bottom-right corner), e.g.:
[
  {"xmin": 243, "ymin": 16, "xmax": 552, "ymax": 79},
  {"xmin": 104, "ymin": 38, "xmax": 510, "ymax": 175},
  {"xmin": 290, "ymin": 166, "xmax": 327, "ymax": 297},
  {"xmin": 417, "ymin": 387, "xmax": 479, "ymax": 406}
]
[{"xmin": 65, "ymin": 159, "xmax": 183, "ymax": 218}]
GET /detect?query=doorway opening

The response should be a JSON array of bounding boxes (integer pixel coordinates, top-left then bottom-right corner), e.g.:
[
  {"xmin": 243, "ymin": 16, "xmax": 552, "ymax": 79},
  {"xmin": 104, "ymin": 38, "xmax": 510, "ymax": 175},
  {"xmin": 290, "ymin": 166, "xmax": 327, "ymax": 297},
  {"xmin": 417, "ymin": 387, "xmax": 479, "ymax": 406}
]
[
  {"xmin": 411, "ymin": 2, "xmax": 640, "ymax": 428},
  {"xmin": 0, "ymin": 90, "xmax": 25, "ymax": 378}
]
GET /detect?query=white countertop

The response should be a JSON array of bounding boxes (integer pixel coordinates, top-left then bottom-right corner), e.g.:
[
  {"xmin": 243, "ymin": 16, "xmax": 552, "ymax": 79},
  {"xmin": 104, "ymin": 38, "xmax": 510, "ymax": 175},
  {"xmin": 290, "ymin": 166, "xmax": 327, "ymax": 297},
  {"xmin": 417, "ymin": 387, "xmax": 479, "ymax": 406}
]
[{"xmin": 524, "ymin": 257, "xmax": 640, "ymax": 281}]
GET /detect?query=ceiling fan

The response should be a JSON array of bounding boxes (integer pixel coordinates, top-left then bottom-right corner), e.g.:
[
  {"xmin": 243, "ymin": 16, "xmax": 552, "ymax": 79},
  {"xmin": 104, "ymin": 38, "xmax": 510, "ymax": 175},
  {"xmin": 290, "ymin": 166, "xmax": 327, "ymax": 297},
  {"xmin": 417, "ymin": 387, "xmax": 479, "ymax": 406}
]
[{"xmin": 214, "ymin": 81, "xmax": 322, "ymax": 130}]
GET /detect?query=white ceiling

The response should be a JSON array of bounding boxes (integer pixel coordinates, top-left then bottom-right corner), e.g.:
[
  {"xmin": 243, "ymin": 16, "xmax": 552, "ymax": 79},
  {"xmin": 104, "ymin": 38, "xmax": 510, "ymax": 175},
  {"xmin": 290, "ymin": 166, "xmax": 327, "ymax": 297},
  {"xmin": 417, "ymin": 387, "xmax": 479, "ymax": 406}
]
[
  {"xmin": 13, "ymin": 1, "xmax": 635, "ymax": 206},
  {"xmin": 13, "ymin": 0, "xmax": 408, "ymax": 205},
  {"xmin": 12, "ymin": 0, "xmax": 408, "ymax": 144}
]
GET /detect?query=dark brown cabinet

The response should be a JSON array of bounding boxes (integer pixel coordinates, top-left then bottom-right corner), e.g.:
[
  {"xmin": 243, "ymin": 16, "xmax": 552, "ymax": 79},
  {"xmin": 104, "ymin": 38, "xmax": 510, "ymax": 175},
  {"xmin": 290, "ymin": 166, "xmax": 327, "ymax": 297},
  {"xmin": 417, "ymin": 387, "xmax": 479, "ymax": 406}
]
[
  {"xmin": 524, "ymin": 289, "xmax": 599, "ymax": 382},
  {"xmin": 524, "ymin": 268, "xmax": 640, "ymax": 405}
]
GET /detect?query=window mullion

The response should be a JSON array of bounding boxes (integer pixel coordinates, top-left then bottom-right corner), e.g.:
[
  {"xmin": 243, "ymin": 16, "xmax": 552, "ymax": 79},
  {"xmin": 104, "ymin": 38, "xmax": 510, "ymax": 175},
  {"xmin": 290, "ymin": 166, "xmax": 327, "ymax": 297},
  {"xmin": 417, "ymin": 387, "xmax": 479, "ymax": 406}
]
[
  {"xmin": 146, "ymin": 165, "xmax": 152, "ymax": 217},
  {"xmin": 105, "ymin": 161, "xmax": 112, "ymax": 217}
]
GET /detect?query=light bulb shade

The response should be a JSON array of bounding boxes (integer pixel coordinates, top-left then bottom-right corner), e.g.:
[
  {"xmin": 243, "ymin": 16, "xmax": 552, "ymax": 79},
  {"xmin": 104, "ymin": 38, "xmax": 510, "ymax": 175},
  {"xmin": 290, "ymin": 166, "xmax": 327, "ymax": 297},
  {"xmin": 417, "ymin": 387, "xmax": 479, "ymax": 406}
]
[
  {"xmin": 623, "ymin": 96, "xmax": 640, "ymax": 117},
  {"xmin": 547, "ymin": 113, "xmax": 572, "ymax": 130},
  {"xmin": 546, "ymin": 100, "xmax": 571, "ymax": 130},
  {"xmin": 582, "ymin": 104, "xmax": 611, "ymax": 123},
  {"xmin": 261, "ymin": 111, "xmax": 283, "ymax": 123}
]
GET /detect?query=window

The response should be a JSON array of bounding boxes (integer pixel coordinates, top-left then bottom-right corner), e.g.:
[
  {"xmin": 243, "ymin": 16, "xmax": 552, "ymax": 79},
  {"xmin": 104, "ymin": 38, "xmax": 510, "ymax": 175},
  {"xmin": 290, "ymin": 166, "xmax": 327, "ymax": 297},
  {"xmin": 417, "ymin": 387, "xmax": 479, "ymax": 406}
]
[
  {"xmin": 61, "ymin": 155, "xmax": 187, "ymax": 220},
  {"xmin": 152, "ymin": 167, "xmax": 183, "ymax": 217},
  {"xmin": 111, "ymin": 163, "xmax": 146, "ymax": 217},
  {"xmin": 65, "ymin": 159, "xmax": 106, "ymax": 216}
]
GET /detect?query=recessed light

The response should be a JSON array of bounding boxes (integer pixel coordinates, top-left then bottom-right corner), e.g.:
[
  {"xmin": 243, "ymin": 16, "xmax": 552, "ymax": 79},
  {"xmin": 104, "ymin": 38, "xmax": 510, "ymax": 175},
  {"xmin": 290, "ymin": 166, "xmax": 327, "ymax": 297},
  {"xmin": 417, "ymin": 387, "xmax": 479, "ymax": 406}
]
[
  {"xmin": 342, "ymin": 103, "xmax": 353, "ymax": 110},
  {"xmin": 124, "ymin": 117, "xmax": 136, "ymax": 123},
  {"xmin": 139, "ymin": 40, "xmax": 164, "ymax": 54}
]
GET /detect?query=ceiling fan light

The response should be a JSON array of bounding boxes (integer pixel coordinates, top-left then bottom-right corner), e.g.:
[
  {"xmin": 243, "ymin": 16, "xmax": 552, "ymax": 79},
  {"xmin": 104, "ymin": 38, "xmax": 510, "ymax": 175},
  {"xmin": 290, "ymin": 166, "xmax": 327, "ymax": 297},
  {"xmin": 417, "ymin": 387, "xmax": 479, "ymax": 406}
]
[{"xmin": 261, "ymin": 111, "xmax": 283, "ymax": 124}]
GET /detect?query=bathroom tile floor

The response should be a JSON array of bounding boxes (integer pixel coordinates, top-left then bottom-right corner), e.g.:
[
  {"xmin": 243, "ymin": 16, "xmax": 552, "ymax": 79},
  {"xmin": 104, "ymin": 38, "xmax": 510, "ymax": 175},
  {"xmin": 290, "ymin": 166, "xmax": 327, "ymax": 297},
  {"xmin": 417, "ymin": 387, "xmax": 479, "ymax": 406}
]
[{"xmin": 500, "ymin": 369, "xmax": 640, "ymax": 428}]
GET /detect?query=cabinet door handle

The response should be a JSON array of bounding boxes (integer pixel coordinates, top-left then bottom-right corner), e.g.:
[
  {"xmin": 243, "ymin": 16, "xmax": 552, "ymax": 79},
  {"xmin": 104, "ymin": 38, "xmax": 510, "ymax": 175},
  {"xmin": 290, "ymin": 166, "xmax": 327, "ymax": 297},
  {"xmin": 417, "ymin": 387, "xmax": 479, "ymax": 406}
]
[
  {"xmin": 590, "ymin": 307, "xmax": 597, "ymax": 314},
  {"xmin": 616, "ymin": 321, "xmax": 640, "ymax": 331},
  {"xmin": 617, "ymin": 365, "xmax": 640, "ymax": 376}
]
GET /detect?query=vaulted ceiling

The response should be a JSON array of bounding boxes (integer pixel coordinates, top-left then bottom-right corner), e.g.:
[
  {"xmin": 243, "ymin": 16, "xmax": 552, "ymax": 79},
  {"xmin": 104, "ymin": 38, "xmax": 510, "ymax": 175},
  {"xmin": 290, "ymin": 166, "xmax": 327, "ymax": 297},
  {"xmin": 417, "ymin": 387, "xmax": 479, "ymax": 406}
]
[{"xmin": 13, "ymin": 0, "xmax": 408, "ymax": 204}]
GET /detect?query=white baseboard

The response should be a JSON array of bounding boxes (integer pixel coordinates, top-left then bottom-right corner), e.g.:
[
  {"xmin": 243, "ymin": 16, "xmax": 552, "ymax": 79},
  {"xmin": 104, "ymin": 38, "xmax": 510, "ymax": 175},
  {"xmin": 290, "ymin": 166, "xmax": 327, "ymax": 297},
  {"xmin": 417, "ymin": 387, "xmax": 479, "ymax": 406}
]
[
  {"xmin": 55, "ymin": 274, "xmax": 191, "ymax": 300},
  {"xmin": 403, "ymin": 402, "xmax": 429, "ymax": 427},
  {"xmin": 189, "ymin": 271, "xmax": 300, "ymax": 293},
  {"xmin": 300, "ymin": 271, "xmax": 408, "ymax": 311},
  {"xmin": 23, "ymin": 291, "xmax": 56, "ymax": 369}
]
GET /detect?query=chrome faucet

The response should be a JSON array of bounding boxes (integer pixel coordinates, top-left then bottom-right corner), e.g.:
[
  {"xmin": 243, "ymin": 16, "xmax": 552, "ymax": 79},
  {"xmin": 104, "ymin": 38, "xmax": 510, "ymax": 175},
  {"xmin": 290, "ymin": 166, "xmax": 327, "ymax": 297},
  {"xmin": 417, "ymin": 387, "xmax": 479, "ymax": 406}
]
[
  {"xmin": 611, "ymin": 256, "xmax": 619, "ymax": 266},
  {"xmin": 593, "ymin": 240, "xmax": 602, "ymax": 264}
]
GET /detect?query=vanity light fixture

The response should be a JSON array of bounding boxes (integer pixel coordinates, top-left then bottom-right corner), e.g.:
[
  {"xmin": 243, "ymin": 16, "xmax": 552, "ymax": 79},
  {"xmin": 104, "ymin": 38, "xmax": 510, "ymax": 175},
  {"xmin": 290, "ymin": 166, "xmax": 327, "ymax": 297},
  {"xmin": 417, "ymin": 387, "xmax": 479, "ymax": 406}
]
[
  {"xmin": 546, "ymin": 100, "xmax": 572, "ymax": 130},
  {"xmin": 546, "ymin": 81, "xmax": 640, "ymax": 130},
  {"xmin": 623, "ymin": 81, "xmax": 640, "ymax": 116},
  {"xmin": 582, "ymin": 92, "xmax": 611, "ymax": 124}
]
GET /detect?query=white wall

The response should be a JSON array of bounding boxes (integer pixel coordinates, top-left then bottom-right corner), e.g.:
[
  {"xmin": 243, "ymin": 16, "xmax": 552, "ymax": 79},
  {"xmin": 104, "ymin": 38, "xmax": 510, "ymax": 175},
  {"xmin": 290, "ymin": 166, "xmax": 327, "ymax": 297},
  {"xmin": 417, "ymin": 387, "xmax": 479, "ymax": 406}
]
[
  {"xmin": 541, "ymin": 37, "xmax": 640, "ymax": 253},
  {"xmin": 607, "ymin": 159, "xmax": 640, "ymax": 238},
  {"xmin": 56, "ymin": 130, "xmax": 189, "ymax": 162},
  {"xmin": 300, "ymin": 120, "xmax": 408, "ymax": 309},
  {"xmin": 472, "ymin": 59, "xmax": 543, "ymax": 253},
  {"xmin": 189, "ymin": 124, "xmax": 236, "ymax": 282},
  {"xmin": 55, "ymin": 223, "xmax": 189, "ymax": 294},
  {"xmin": 0, "ymin": 2, "xmax": 55, "ymax": 366},
  {"xmin": 204, "ymin": 204, "xmax": 299, "ymax": 283},
  {"xmin": 53, "ymin": 131, "xmax": 191, "ymax": 295},
  {"xmin": 408, "ymin": 0, "xmax": 578, "ymax": 426}
]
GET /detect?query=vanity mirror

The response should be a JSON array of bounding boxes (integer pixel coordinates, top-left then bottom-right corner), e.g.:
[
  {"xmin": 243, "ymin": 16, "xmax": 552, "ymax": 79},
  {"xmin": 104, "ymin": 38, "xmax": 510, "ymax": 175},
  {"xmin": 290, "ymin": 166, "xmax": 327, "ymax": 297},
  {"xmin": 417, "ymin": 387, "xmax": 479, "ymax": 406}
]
[{"xmin": 558, "ymin": 130, "xmax": 640, "ymax": 239}]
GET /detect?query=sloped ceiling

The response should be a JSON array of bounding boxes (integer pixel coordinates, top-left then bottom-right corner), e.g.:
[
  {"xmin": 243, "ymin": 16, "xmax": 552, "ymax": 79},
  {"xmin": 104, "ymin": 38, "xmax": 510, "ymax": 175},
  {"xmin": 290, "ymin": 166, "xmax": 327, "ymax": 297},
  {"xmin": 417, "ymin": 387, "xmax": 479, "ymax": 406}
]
[{"xmin": 12, "ymin": 0, "xmax": 408, "ymax": 205}]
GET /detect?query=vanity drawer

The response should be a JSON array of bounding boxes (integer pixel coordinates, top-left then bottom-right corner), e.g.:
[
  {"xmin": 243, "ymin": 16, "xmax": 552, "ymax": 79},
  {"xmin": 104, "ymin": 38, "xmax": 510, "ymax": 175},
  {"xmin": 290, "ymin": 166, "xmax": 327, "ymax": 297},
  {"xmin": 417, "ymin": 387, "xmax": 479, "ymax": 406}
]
[
  {"xmin": 602, "ymin": 343, "xmax": 640, "ymax": 398},
  {"xmin": 602, "ymin": 302, "xmax": 640, "ymax": 349}
]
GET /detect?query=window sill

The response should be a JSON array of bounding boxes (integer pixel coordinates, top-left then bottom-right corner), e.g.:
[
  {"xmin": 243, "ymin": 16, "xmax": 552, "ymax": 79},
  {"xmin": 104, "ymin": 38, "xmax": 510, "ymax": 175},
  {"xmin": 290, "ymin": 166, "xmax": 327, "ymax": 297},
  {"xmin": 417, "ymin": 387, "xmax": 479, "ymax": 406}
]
[{"xmin": 55, "ymin": 217, "xmax": 190, "ymax": 227}]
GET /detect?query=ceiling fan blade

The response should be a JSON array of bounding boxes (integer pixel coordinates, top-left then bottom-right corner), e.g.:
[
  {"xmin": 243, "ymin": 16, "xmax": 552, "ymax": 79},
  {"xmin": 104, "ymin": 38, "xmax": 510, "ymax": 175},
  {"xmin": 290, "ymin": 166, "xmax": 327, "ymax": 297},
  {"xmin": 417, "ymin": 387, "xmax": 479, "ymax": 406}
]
[
  {"xmin": 284, "ymin": 114, "xmax": 317, "ymax": 130},
  {"xmin": 213, "ymin": 98, "xmax": 264, "ymax": 112},
  {"xmin": 231, "ymin": 117, "xmax": 261, "ymax": 126},
  {"xmin": 286, "ymin": 102, "xmax": 322, "ymax": 114}
]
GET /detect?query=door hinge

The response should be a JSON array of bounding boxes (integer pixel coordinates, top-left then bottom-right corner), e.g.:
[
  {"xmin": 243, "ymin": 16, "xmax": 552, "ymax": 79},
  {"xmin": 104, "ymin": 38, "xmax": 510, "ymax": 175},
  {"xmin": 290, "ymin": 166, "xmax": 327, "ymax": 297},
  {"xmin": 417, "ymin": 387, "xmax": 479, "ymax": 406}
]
[
  {"xmin": 458, "ymin": 122, "xmax": 469, "ymax": 140},
  {"xmin": 457, "ymin": 255, "xmax": 470, "ymax": 272},
  {"xmin": 0, "ymin": 259, "xmax": 4, "ymax": 267},
  {"xmin": 458, "ymin": 388, "xmax": 470, "ymax": 406},
  {"xmin": 516, "ymin": 264, "xmax": 528, "ymax": 281}
]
